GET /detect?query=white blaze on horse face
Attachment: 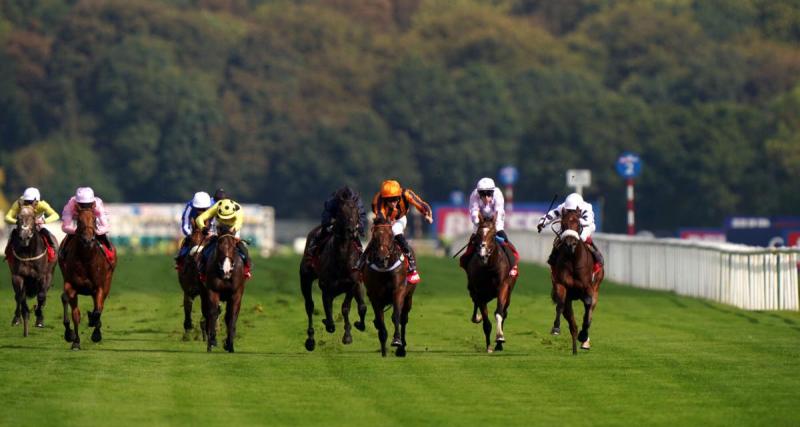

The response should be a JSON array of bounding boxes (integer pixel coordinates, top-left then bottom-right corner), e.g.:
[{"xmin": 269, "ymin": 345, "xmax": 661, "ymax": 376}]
[{"xmin": 222, "ymin": 257, "xmax": 232, "ymax": 278}]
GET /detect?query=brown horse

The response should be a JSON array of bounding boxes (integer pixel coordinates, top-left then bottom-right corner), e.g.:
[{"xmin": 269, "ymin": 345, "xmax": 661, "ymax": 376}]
[
  {"xmin": 299, "ymin": 195, "xmax": 366, "ymax": 351},
  {"xmin": 465, "ymin": 213, "xmax": 517, "ymax": 352},
  {"xmin": 7, "ymin": 205, "xmax": 58, "ymax": 336},
  {"xmin": 177, "ymin": 224, "xmax": 209, "ymax": 340},
  {"xmin": 549, "ymin": 208, "xmax": 604, "ymax": 355},
  {"xmin": 59, "ymin": 206, "xmax": 116, "ymax": 350},
  {"xmin": 361, "ymin": 218, "xmax": 416, "ymax": 357},
  {"xmin": 201, "ymin": 226, "xmax": 246, "ymax": 353}
]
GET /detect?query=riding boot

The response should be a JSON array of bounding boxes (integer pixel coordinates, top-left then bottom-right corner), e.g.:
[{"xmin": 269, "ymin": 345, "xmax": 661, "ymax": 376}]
[
  {"xmin": 547, "ymin": 245, "xmax": 558, "ymax": 266},
  {"xmin": 237, "ymin": 240, "xmax": 252, "ymax": 279},
  {"xmin": 394, "ymin": 234, "xmax": 420, "ymax": 284},
  {"xmin": 502, "ymin": 241, "xmax": 519, "ymax": 277},
  {"xmin": 588, "ymin": 241, "xmax": 604, "ymax": 266},
  {"xmin": 307, "ymin": 225, "xmax": 331, "ymax": 256}
]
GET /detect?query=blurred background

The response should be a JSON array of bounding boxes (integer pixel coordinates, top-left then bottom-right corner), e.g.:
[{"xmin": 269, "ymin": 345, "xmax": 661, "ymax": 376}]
[{"xmin": 1, "ymin": 0, "xmax": 799, "ymax": 252}]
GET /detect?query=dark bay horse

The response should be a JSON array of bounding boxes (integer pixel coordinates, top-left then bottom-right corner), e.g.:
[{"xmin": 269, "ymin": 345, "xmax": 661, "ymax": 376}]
[
  {"xmin": 177, "ymin": 224, "xmax": 208, "ymax": 340},
  {"xmin": 202, "ymin": 226, "xmax": 246, "ymax": 353},
  {"xmin": 299, "ymin": 195, "xmax": 366, "ymax": 351},
  {"xmin": 361, "ymin": 218, "xmax": 416, "ymax": 357},
  {"xmin": 550, "ymin": 209, "xmax": 604, "ymax": 354},
  {"xmin": 6, "ymin": 205, "xmax": 57, "ymax": 336},
  {"xmin": 59, "ymin": 206, "xmax": 116, "ymax": 350},
  {"xmin": 465, "ymin": 213, "xmax": 517, "ymax": 352}
]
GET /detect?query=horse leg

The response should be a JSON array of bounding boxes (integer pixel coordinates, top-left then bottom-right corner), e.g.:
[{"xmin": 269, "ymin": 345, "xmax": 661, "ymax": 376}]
[
  {"xmin": 223, "ymin": 290, "xmax": 243, "ymax": 353},
  {"xmin": 183, "ymin": 293, "xmax": 194, "ymax": 340},
  {"xmin": 396, "ymin": 295, "xmax": 412, "ymax": 358},
  {"xmin": 300, "ymin": 270, "xmax": 316, "ymax": 351},
  {"xmin": 206, "ymin": 290, "xmax": 221, "ymax": 352},
  {"xmin": 371, "ymin": 301, "xmax": 388, "ymax": 357},
  {"xmin": 579, "ymin": 292, "xmax": 598, "ymax": 350},
  {"xmin": 61, "ymin": 288, "xmax": 74, "ymax": 343},
  {"xmin": 353, "ymin": 282, "xmax": 367, "ymax": 332},
  {"xmin": 90, "ymin": 288, "xmax": 106, "ymax": 343},
  {"xmin": 35, "ymin": 287, "xmax": 46, "ymax": 328},
  {"xmin": 390, "ymin": 290, "xmax": 405, "ymax": 348},
  {"xmin": 17, "ymin": 289, "xmax": 29, "ymax": 338},
  {"xmin": 551, "ymin": 284, "xmax": 566, "ymax": 335},
  {"xmin": 479, "ymin": 304, "xmax": 492, "ymax": 353},
  {"xmin": 321, "ymin": 288, "xmax": 336, "ymax": 334},
  {"xmin": 494, "ymin": 283, "xmax": 511, "ymax": 351},
  {"xmin": 199, "ymin": 291, "xmax": 209, "ymax": 342},
  {"xmin": 12, "ymin": 298, "xmax": 21, "ymax": 326},
  {"xmin": 64, "ymin": 284, "xmax": 81, "ymax": 350},
  {"xmin": 11, "ymin": 275, "xmax": 22, "ymax": 327},
  {"xmin": 563, "ymin": 300, "xmax": 578, "ymax": 355},
  {"xmin": 341, "ymin": 293, "xmax": 353, "ymax": 345}
]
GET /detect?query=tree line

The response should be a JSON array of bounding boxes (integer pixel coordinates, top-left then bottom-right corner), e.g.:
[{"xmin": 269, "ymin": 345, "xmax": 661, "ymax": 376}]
[{"xmin": 1, "ymin": 0, "xmax": 799, "ymax": 233}]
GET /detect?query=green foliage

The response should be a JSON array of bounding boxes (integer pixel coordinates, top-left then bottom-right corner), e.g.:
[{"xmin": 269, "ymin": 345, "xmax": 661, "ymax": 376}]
[{"xmin": 2, "ymin": 0, "xmax": 800, "ymax": 233}]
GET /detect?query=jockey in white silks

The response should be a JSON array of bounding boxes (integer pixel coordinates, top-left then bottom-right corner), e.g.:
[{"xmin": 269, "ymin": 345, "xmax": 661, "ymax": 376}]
[
  {"xmin": 459, "ymin": 177, "xmax": 519, "ymax": 277},
  {"xmin": 537, "ymin": 192, "xmax": 604, "ymax": 267}
]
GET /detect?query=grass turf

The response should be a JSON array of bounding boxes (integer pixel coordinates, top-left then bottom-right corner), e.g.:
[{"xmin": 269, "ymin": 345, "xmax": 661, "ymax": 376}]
[{"xmin": 0, "ymin": 254, "xmax": 798, "ymax": 426}]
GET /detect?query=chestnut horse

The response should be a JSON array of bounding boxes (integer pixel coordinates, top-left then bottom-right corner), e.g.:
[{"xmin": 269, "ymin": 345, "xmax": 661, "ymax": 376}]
[
  {"xmin": 202, "ymin": 226, "xmax": 246, "ymax": 353},
  {"xmin": 465, "ymin": 213, "xmax": 517, "ymax": 352},
  {"xmin": 59, "ymin": 206, "xmax": 116, "ymax": 350},
  {"xmin": 177, "ymin": 224, "xmax": 209, "ymax": 340},
  {"xmin": 7, "ymin": 205, "xmax": 57, "ymax": 336},
  {"xmin": 549, "ymin": 208, "xmax": 604, "ymax": 354},
  {"xmin": 299, "ymin": 195, "xmax": 366, "ymax": 351},
  {"xmin": 361, "ymin": 218, "xmax": 416, "ymax": 357}
]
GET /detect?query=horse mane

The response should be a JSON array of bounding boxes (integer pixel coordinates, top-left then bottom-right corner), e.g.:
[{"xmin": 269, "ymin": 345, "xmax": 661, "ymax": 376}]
[
  {"xmin": 373, "ymin": 216, "xmax": 390, "ymax": 227},
  {"xmin": 335, "ymin": 186, "xmax": 358, "ymax": 202}
]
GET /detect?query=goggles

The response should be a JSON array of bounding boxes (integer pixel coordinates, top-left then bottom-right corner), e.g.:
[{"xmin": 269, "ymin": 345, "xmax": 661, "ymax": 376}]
[{"xmin": 478, "ymin": 190, "xmax": 494, "ymax": 198}]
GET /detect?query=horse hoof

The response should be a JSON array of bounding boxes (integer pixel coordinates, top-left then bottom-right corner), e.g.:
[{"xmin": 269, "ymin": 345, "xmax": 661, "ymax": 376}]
[
  {"xmin": 391, "ymin": 337, "xmax": 402, "ymax": 347},
  {"xmin": 207, "ymin": 346, "xmax": 213, "ymax": 353},
  {"xmin": 578, "ymin": 330, "xmax": 588, "ymax": 343},
  {"xmin": 91, "ymin": 329, "xmax": 102, "ymax": 343},
  {"xmin": 581, "ymin": 338, "xmax": 591, "ymax": 350},
  {"xmin": 494, "ymin": 342, "xmax": 504, "ymax": 352},
  {"xmin": 550, "ymin": 327, "xmax": 560, "ymax": 335},
  {"xmin": 64, "ymin": 330, "xmax": 75, "ymax": 342},
  {"xmin": 71, "ymin": 342, "xmax": 81, "ymax": 351},
  {"xmin": 182, "ymin": 332, "xmax": 192, "ymax": 342},
  {"xmin": 35, "ymin": 320, "xmax": 44, "ymax": 328},
  {"xmin": 322, "ymin": 320, "xmax": 335, "ymax": 333},
  {"xmin": 486, "ymin": 347, "xmax": 493, "ymax": 353},
  {"xmin": 354, "ymin": 321, "xmax": 365, "ymax": 332},
  {"xmin": 305, "ymin": 338, "xmax": 316, "ymax": 352},
  {"xmin": 395, "ymin": 347, "xmax": 407, "ymax": 357},
  {"xmin": 224, "ymin": 341, "xmax": 234, "ymax": 353},
  {"xmin": 471, "ymin": 314, "xmax": 483, "ymax": 324},
  {"xmin": 342, "ymin": 334, "xmax": 353, "ymax": 345},
  {"xmin": 11, "ymin": 316, "xmax": 21, "ymax": 326}
]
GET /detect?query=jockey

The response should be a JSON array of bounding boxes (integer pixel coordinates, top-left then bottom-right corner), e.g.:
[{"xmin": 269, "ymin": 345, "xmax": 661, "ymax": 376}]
[
  {"xmin": 358, "ymin": 179, "xmax": 433, "ymax": 284},
  {"xmin": 195, "ymin": 195, "xmax": 251, "ymax": 279},
  {"xmin": 60, "ymin": 186, "xmax": 113, "ymax": 255},
  {"xmin": 459, "ymin": 178, "xmax": 519, "ymax": 277},
  {"xmin": 4, "ymin": 187, "xmax": 60, "ymax": 259},
  {"xmin": 537, "ymin": 192, "xmax": 604, "ymax": 267},
  {"xmin": 174, "ymin": 191, "xmax": 213, "ymax": 268},
  {"xmin": 306, "ymin": 186, "xmax": 367, "ymax": 256}
]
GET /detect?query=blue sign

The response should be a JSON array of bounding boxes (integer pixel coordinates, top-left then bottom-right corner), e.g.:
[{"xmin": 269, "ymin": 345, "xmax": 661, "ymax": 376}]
[
  {"xmin": 449, "ymin": 190, "xmax": 465, "ymax": 206},
  {"xmin": 616, "ymin": 152, "xmax": 642, "ymax": 178},
  {"xmin": 499, "ymin": 166, "xmax": 519, "ymax": 186}
]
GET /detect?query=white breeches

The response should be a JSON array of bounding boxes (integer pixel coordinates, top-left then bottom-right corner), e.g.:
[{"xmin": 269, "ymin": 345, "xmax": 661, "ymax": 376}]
[{"xmin": 392, "ymin": 216, "xmax": 407, "ymax": 236}]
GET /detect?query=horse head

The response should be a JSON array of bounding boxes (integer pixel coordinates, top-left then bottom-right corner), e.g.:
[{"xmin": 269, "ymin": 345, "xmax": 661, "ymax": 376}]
[
  {"xmin": 215, "ymin": 227, "xmax": 238, "ymax": 280},
  {"xmin": 189, "ymin": 222, "xmax": 208, "ymax": 247},
  {"xmin": 76, "ymin": 204, "xmax": 97, "ymax": 247},
  {"xmin": 335, "ymin": 196, "xmax": 360, "ymax": 240},
  {"xmin": 477, "ymin": 213, "xmax": 497, "ymax": 265},
  {"xmin": 16, "ymin": 205, "xmax": 36, "ymax": 246},
  {"xmin": 560, "ymin": 209, "xmax": 583, "ymax": 255},
  {"xmin": 369, "ymin": 217, "xmax": 398, "ymax": 270}
]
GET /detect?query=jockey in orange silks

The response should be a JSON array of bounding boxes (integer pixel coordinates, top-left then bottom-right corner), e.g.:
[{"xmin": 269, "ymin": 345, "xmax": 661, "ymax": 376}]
[{"xmin": 358, "ymin": 180, "xmax": 433, "ymax": 285}]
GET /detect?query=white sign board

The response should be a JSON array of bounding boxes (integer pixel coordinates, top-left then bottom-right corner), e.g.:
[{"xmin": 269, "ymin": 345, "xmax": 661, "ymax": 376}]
[{"xmin": 566, "ymin": 169, "xmax": 591, "ymax": 195}]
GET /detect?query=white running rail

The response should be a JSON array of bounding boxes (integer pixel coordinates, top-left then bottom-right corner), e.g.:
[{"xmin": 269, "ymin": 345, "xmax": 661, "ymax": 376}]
[{"xmin": 499, "ymin": 230, "xmax": 800, "ymax": 311}]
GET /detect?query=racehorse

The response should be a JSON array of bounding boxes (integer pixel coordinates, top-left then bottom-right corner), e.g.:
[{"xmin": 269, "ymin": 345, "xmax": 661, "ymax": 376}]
[
  {"xmin": 549, "ymin": 208, "xmax": 604, "ymax": 354},
  {"xmin": 59, "ymin": 205, "xmax": 116, "ymax": 350},
  {"xmin": 6, "ymin": 205, "xmax": 57, "ymax": 336},
  {"xmin": 177, "ymin": 224, "xmax": 209, "ymax": 340},
  {"xmin": 202, "ymin": 225, "xmax": 246, "ymax": 353},
  {"xmin": 299, "ymin": 193, "xmax": 366, "ymax": 351},
  {"xmin": 361, "ymin": 218, "xmax": 416, "ymax": 357},
  {"xmin": 465, "ymin": 213, "xmax": 517, "ymax": 352}
]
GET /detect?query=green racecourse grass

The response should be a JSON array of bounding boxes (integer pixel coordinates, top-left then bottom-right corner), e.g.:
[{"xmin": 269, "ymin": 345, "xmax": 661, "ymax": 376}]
[{"xmin": 0, "ymin": 255, "xmax": 799, "ymax": 427}]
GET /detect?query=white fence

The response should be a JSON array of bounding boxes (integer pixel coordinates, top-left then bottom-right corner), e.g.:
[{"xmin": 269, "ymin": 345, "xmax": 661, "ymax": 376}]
[{"xmin": 501, "ymin": 230, "xmax": 800, "ymax": 311}]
